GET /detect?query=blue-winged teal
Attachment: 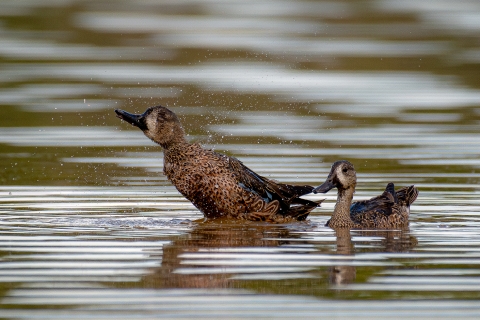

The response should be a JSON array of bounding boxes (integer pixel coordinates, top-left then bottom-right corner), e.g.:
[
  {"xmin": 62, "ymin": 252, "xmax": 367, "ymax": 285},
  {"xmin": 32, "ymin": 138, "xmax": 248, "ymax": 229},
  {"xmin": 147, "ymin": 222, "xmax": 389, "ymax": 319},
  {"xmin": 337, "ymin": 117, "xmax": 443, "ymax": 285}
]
[
  {"xmin": 313, "ymin": 160, "xmax": 418, "ymax": 229},
  {"xmin": 115, "ymin": 105, "xmax": 323, "ymax": 222}
]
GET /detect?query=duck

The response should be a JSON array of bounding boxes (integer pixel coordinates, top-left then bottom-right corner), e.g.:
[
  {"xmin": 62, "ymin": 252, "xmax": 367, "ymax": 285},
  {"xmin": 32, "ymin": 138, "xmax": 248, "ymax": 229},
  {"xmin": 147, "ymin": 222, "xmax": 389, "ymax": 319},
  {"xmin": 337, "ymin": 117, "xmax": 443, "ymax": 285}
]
[
  {"xmin": 313, "ymin": 160, "xmax": 418, "ymax": 229},
  {"xmin": 115, "ymin": 105, "xmax": 323, "ymax": 223}
]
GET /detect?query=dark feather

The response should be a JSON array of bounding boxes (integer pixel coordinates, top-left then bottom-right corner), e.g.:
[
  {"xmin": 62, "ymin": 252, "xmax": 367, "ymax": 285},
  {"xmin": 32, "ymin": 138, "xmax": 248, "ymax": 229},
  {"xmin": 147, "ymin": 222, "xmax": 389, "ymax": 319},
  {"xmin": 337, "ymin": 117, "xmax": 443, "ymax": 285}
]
[
  {"xmin": 396, "ymin": 185, "xmax": 418, "ymax": 207},
  {"xmin": 350, "ymin": 183, "xmax": 397, "ymax": 219},
  {"xmin": 228, "ymin": 156, "xmax": 315, "ymax": 215}
]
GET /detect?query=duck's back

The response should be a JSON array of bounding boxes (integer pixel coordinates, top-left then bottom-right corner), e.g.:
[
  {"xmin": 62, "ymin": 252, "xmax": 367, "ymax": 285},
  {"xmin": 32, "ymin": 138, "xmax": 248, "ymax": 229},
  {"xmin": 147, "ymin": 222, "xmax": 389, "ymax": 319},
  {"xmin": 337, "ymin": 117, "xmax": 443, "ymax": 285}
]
[{"xmin": 349, "ymin": 183, "xmax": 413, "ymax": 228}]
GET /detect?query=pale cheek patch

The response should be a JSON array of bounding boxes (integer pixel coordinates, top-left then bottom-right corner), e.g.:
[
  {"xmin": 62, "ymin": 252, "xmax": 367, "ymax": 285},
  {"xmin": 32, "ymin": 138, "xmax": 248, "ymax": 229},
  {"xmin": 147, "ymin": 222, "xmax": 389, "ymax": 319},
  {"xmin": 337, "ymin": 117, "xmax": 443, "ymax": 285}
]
[
  {"xmin": 145, "ymin": 117, "xmax": 157, "ymax": 131},
  {"xmin": 338, "ymin": 174, "xmax": 348, "ymax": 187},
  {"xmin": 335, "ymin": 166, "xmax": 350, "ymax": 188}
]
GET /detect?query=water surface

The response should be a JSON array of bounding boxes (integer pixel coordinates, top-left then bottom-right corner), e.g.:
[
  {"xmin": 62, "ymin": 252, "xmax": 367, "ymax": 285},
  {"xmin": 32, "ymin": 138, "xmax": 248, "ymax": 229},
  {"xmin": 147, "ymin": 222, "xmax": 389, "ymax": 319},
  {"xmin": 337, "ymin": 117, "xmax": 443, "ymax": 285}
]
[{"xmin": 1, "ymin": 0, "xmax": 480, "ymax": 318}]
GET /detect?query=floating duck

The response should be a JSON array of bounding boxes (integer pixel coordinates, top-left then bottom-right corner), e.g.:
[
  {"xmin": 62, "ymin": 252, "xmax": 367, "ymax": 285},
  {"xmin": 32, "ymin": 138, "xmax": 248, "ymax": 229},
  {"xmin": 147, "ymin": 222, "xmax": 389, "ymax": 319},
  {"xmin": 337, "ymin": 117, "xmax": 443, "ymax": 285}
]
[{"xmin": 313, "ymin": 160, "xmax": 418, "ymax": 229}]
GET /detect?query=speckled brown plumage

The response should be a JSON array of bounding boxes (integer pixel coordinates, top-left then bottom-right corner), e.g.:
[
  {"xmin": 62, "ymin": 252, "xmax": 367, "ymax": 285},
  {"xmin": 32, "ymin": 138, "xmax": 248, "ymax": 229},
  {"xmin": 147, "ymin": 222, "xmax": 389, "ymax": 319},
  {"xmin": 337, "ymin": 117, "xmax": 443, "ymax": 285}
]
[
  {"xmin": 313, "ymin": 160, "xmax": 418, "ymax": 229},
  {"xmin": 115, "ymin": 105, "xmax": 322, "ymax": 222}
]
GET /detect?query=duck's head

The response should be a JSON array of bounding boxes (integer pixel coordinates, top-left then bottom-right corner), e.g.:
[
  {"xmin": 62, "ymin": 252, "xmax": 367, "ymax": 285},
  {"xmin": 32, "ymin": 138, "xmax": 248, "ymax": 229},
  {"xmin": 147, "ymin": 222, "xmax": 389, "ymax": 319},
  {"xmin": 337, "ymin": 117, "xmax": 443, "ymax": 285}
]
[
  {"xmin": 115, "ymin": 105, "xmax": 186, "ymax": 148},
  {"xmin": 313, "ymin": 160, "xmax": 357, "ymax": 194}
]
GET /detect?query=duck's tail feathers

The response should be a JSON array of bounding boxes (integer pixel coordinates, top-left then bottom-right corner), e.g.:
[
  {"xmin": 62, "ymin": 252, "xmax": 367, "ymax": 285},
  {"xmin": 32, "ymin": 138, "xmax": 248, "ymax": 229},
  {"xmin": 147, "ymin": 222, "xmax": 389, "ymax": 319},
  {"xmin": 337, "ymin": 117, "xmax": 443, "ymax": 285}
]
[
  {"xmin": 396, "ymin": 185, "xmax": 419, "ymax": 206},
  {"xmin": 287, "ymin": 198, "xmax": 324, "ymax": 221},
  {"xmin": 385, "ymin": 182, "xmax": 398, "ymax": 203}
]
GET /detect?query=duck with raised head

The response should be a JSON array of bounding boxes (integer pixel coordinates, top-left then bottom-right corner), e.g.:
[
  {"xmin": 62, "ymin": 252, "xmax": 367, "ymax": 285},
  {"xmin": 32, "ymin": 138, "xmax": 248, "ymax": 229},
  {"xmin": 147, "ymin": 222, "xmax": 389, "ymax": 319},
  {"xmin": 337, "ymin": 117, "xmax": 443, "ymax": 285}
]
[
  {"xmin": 313, "ymin": 160, "xmax": 418, "ymax": 229},
  {"xmin": 115, "ymin": 105, "xmax": 323, "ymax": 222}
]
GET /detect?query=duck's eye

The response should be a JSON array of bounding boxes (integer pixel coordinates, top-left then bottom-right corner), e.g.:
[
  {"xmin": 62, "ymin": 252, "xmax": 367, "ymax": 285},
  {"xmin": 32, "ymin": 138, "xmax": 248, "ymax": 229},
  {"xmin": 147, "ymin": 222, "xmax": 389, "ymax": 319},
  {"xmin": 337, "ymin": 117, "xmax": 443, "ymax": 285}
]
[{"xmin": 342, "ymin": 168, "xmax": 348, "ymax": 173}]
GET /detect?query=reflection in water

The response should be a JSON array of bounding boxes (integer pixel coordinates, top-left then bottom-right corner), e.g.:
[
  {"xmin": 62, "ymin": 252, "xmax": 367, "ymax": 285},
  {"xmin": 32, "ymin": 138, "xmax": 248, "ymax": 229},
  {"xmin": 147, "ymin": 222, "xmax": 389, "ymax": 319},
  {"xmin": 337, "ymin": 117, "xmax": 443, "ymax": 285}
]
[
  {"xmin": 330, "ymin": 228, "xmax": 418, "ymax": 286},
  {"xmin": 138, "ymin": 220, "xmax": 418, "ymax": 293},
  {"xmin": 142, "ymin": 221, "xmax": 305, "ymax": 289},
  {"xmin": 330, "ymin": 228, "xmax": 356, "ymax": 286}
]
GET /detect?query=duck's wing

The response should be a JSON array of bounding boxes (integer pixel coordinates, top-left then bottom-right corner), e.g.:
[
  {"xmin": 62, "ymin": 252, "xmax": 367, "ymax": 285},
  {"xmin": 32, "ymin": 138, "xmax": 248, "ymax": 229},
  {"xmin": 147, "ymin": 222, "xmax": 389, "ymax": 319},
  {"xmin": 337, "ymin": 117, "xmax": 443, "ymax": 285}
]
[
  {"xmin": 351, "ymin": 205, "xmax": 403, "ymax": 228},
  {"xmin": 396, "ymin": 185, "xmax": 418, "ymax": 207},
  {"xmin": 227, "ymin": 155, "xmax": 315, "ymax": 204},
  {"xmin": 350, "ymin": 183, "xmax": 397, "ymax": 219}
]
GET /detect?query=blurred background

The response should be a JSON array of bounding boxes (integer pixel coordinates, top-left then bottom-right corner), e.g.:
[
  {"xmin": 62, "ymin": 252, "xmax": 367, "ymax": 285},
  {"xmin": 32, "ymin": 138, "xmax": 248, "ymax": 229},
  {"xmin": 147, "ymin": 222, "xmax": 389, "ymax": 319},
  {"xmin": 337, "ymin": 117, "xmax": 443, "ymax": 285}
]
[
  {"xmin": 1, "ymin": 0, "xmax": 479, "ymax": 186},
  {"xmin": 1, "ymin": 0, "xmax": 480, "ymax": 318}
]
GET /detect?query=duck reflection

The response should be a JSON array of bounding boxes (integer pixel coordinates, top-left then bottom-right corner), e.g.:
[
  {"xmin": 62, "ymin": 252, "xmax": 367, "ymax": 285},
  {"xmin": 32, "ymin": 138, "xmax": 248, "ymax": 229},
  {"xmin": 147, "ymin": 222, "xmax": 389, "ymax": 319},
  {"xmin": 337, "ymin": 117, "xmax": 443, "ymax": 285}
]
[
  {"xmin": 139, "ymin": 220, "xmax": 417, "ymax": 292},
  {"xmin": 330, "ymin": 228, "xmax": 356, "ymax": 285},
  {"xmin": 330, "ymin": 227, "xmax": 418, "ymax": 286},
  {"xmin": 141, "ymin": 219, "xmax": 307, "ymax": 289}
]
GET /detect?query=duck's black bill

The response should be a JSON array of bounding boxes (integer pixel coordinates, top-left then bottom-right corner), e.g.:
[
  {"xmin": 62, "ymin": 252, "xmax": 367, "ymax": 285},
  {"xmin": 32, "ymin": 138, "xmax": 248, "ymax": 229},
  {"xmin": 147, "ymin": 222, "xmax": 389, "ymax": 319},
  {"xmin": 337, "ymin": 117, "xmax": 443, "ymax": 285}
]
[
  {"xmin": 115, "ymin": 109, "xmax": 147, "ymax": 130},
  {"xmin": 312, "ymin": 180, "xmax": 335, "ymax": 194}
]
